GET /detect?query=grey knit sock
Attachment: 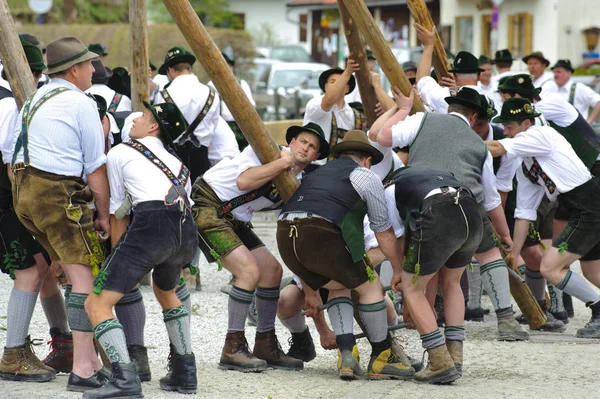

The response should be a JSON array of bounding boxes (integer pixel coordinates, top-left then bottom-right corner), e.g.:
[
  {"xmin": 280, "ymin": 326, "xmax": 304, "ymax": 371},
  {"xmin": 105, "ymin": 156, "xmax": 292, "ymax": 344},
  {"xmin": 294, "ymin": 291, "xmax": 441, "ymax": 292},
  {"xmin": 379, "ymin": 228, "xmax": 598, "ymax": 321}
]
[
  {"xmin": 280, "ymin": 312, "xmax": 307, "ymax": 334},
  {"xmin": 547, "ymin": 283, "xmax": 565, "ymax": 313},
  {"xmin": 176, "ymin": 282, "xmax": 191, "ymax": 314},
  {"xmin": 525, "ymin": 267, "xmax": 546, "ymax": 301},
  {"xmin": 6, "ymin": 288, "xmax": 38, "ymax": 347},
  {"xmin": 466, "ymin": 260, "xmax": 482, "ymax": 310},
  {"xmin": 163, "ymin": 305, "xmax": 192, "ymax": 355},
  {"xmin": 94, "ymin": 318, "xmax": 131, "ymax": 364},
  {"xmin": 228, "ymin": 286, "xmax": 254, "ymax": 333},
  {"xmin": 420, "ymin": 329, "xmax": 445, "ymax": 350},
  {"xmin": 41, "ymin": 291, "xmax": 70, "ymax": 334},
  {"xmin": 67, "ymin": 292, "xmax": 94, "ymax": 332},
  {"xmin": 326, "ymin": 297, "xmax": 354, "ymax": 335},
  {"xmin": 557, "ymin": 269, "xmax": 600, "ymax": 304},
  {"xmin": 256, "ymin": 286, "xmax": 279, "ymax": 333},
  {"xmin": 114, "ymin": 288, "xmax": 146, "ymax": 346},
  {"xmin": 358, "ymin": 300, "xmax": 388, "ymax": 343},
  {"xmin": 444, "ymin": 325, "xmax": 466, "ymax": 341},
  {"xmin": 480, "ymin": 259, "xmax": 512, "ymax": 311}
]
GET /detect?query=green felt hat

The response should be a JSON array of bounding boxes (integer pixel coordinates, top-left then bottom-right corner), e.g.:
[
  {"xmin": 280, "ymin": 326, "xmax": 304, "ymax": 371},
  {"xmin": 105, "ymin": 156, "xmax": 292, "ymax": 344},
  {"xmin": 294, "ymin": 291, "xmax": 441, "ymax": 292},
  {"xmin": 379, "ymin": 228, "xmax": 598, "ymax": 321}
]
[
  {"xmin": 285, "ymin": 122, "xmax": 330, "ymax": 160},
  {"xmin": 551, "ymin": 59, "xmax": 574, "ymax": 73},
  {"xmin": 448, "ymin": 51, "xmax": 484, "ymax": 73},
  {"xmin": 19, "ymin": 33, "xmax": 45, "ymax": 53},
  {"xmin": 222, "ymin": 52, "xmax": 235, "ymax": 66},
  {"xmin": 348, "ymin": 102, "xmax": 364, "ymax": 112},
  {"xmin": 319, "ymin": 68, "xmax": 356, "ymax": 93},
  {"xmin": 91, "ymin": 58, "xmax": 112, "ymax": 84},
  {"xmin": 493, "ymin": 49, "xmax": 513, "ymax": 64},
  {"xmin": 21, "ymin": 38, "xmax": 46, "ymax": 72},
  {"xmin": 88, "ymin": 43, "xmax": 108, "ymax": 56},
  {"xmin": 444, "ymin": 87, "xmax": 486, "ymax": 114},
  {"xmin": 478, "ymin": 94, "xmax": 498, "ymax": 120},
  {"xmin": 143, "ymin": 101, "xmax": 188, "ymax": 152},
  {"xmin": 158, "ymin": 46, "xmax": 196, "ymax": 75},
  {"xmin": 492, "ymin": 98, "xmax": 541, "ymax": 123},
  {"xmin": 366, "ymin": 49, "xmax": 376, "ymax": 60},
  {"xmin": 402, "ymin": 61, "xmax": 417, "ymax": 72},
  {"xmin": 107, "ymin": 67, "xmax": 131, "ymax": 98},
  {"xmin": 498, "ymin": 73, "xmax": 542, "ymax": 99}
]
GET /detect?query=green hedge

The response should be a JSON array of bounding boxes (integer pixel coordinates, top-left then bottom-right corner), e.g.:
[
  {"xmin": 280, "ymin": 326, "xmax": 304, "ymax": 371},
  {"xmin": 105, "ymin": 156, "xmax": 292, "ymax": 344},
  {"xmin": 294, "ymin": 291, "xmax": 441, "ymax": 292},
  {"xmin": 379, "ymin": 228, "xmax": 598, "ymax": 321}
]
[{"xmin": 16, "ymin": 24, "xmax": 255, "ymax": 82}]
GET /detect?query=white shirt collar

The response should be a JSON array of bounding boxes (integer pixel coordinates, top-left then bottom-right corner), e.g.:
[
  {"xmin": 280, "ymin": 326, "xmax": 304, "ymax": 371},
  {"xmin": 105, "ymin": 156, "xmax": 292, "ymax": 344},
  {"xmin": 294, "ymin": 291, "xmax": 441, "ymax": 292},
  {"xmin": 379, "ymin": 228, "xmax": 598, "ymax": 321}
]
[
  {"xmin": 557, "ymin": 79, "xmax": 574, "ymax": 91},
  {"xmin": 449, "ymin": 112, "xmax": 470, "ymax": 126}
]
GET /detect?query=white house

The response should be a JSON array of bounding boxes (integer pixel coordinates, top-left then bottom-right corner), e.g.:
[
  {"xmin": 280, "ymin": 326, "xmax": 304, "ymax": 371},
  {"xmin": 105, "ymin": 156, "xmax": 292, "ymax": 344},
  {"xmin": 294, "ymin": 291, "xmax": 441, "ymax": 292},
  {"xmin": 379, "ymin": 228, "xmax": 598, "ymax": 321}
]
[{"xmin": 441, "ymin": 0, "xmax": 600, "ymax": 71}]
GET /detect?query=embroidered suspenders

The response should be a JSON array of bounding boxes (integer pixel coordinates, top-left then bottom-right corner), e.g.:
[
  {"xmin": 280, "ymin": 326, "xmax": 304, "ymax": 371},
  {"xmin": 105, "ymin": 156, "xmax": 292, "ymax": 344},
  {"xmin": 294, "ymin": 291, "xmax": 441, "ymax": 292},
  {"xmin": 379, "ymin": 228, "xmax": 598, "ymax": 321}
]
[
  {"xmin": 328, "ymin": 108, "xmax": 363, "ymax": 161},
  {"xmin": 521, "ymin": 157, "xmax": 556, "ymax": 194},
  {"xmin": 216, "ymin": 182, "xmax": 281, "ymax": 218},
  {"xmin": 108, "ymin": 93, "xmax": 123, "ymax": 113},
  {"xmin": 160, "ymin": 87, "xmax": 216, "ymax": 146},
  {"xmin": 568, "ymin": 83, "xmax": 577, "ymax": 106},
  {"xmin": 123, "ymin": 140, "xmax": 191, "ymax": 209},
  {"xmin": 12, "ymin": 87, "xmax": 72, "ymax": 165}
]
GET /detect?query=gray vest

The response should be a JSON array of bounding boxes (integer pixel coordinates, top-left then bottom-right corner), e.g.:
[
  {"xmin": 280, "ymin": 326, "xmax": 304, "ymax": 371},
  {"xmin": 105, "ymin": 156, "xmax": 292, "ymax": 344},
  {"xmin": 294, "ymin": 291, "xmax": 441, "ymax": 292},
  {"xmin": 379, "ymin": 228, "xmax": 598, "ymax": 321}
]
[{"xmin": 408, "ymin": 113, "xmax": 487, "ymax": 204}]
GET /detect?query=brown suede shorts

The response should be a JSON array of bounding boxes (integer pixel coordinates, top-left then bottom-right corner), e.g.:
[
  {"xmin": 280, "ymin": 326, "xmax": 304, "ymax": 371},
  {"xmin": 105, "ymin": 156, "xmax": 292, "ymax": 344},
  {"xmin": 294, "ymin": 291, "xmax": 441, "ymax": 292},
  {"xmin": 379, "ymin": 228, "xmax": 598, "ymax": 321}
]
[
  {"xmin": 191, "ymin": 178, "xmax": 264, "ymax": 262},
  {"xmin": 12, "ymin": 164, "xmax": 104, "ymax": 268},
  {"xmin": 276, "ymin": 217, "xmax": 370, "ymax": 291}
]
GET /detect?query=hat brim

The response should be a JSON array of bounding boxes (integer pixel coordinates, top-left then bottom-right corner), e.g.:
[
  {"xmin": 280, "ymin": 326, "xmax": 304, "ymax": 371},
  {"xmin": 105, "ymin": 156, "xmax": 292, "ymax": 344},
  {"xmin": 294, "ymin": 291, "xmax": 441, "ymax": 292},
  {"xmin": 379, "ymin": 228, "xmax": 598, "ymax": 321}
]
[
  {"xmin": 143, "ymin": 100, "xmax": 177, "ymax": 151},
  {"xmin": 286, "ymin": 125, "xmax": 330, "ymax": 160},
  {"xmin": 492, "ymin": 111, "xmax": 542, "ymax": 124},
  {"xmin": 318, "ymin": 69, "xmax": 356, "ymax": 93},
  {"xmin": 448, "ymin": 67, "xmax": 484, "ymax": 74},
  {"xmin": 444, "ymin": 97, "xmax": 486, "ymax": 114},
  {"xmin": 330, "ymin": 140, "xmax": 383, "ymax": 165},
  {"xmin": 46, "ymin": 50, "xmax": 98, "ymax": 75},
  {"xmin": 158, "ymin": 54, "xmax": 197, "ymax": 75},
  {"xmin": 551, "ymin": 65, "xmax": 574, "ymax": 73},
  {"xmin": 522, "ymin": 54, "xmax": 550, "ymax": 67}
]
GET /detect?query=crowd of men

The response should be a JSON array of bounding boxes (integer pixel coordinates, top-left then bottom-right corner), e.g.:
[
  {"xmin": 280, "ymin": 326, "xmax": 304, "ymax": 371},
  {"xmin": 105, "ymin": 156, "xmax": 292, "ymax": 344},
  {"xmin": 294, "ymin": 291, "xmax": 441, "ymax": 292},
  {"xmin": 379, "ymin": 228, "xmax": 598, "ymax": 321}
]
[{"xmin": 1, "ymin": 22, "xmax": 600, "ymax": 397}]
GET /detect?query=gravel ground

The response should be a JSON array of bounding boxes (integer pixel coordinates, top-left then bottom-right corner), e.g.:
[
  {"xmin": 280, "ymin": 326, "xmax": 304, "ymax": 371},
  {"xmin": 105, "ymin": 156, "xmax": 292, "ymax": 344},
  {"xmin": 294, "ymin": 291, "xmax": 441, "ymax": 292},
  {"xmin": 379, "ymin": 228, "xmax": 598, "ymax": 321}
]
[{"xmin": 1, "ymin": 214, "xmax": 599, "ymax": 399}]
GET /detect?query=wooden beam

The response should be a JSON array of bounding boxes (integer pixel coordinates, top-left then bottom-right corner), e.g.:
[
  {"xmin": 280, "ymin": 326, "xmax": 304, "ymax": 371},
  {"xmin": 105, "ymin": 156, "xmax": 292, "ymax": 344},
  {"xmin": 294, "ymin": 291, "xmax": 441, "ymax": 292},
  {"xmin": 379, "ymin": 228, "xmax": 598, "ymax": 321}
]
[
  {"xmin": 406, "ymin": 0, "xmax": 452, "ymax": 80},
  {"xmin": 161, "ymin": 0, "xmax": 299, "ymax": 201},
  {"xmin": 0, "ymin": 0, "xmax": 36, "ymax": 109},
  {"xmin": 339, "ymin": 0, "xmax": 425, "ymax": 114},
  {"xmin": 129, "ymin": 0, "xmax": 150, "ymax": 111},
  {"xmin": 338, "ymin": 0, "xmax": 378, "ymax": 128}
]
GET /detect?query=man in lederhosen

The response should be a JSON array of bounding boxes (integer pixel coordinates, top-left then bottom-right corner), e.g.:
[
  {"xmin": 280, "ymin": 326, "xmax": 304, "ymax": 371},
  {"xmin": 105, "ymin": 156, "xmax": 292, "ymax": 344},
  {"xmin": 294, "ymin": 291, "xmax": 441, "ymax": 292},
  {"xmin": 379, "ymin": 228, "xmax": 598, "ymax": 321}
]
[{"xmin": 10, "ymin": 37, "xmax": 109, "ymax": 391}]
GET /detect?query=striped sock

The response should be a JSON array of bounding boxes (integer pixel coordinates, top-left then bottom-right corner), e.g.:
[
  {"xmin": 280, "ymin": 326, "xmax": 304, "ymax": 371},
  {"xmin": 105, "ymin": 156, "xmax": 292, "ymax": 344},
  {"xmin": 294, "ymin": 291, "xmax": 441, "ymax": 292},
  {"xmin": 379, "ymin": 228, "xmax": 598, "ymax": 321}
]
[
  {"xmin": 480, "ymin": 259, "xmax": 512, "ymax": 311},
  {"xmin": 67, "ymin": 292, "xmax": 93, "ymax": 332},
  {"xmin": 228, "ymin": 286, "xmax": 254, "ymax": 333},
  {"xmin": 444, "ymin": 325, "xmax": 466, "ymax": 342},
  {"xmin": 255, "ymin": 286, "xmax": 280, "ymax": 333},
  {"xmin": 556, "ymin": 269, "xmax": 600, "ymax": 304},
  {"xmin": 176, "ymin": 282, "xmax": 192, "ymax": 314},
  {"xmin": 114, "ymin": 287, "xmax": 146, "ymax": 346},
  {"xmin": 358, "ymin": 300, "xmax": 388, "ymax": 344},
  {"xmin": 420, "ymin": 329, "xmax": 445, "ymax": 350}
]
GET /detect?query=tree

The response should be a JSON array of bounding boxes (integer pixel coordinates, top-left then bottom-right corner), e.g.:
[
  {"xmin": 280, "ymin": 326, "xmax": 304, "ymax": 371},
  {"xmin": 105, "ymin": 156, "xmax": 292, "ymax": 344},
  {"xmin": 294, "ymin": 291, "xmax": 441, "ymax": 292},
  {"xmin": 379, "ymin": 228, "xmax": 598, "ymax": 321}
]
[{"xmin": 149, "ymin": 0, "xmax": 242, "ymax": 29}]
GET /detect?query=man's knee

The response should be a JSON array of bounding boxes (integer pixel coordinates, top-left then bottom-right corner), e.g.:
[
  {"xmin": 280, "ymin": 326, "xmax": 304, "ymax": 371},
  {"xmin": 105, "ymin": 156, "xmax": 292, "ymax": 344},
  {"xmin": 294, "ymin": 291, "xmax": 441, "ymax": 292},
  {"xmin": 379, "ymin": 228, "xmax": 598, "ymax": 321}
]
[{"xmin": 277, "ymin": 285, "xmax": 303, "ymax": 317}]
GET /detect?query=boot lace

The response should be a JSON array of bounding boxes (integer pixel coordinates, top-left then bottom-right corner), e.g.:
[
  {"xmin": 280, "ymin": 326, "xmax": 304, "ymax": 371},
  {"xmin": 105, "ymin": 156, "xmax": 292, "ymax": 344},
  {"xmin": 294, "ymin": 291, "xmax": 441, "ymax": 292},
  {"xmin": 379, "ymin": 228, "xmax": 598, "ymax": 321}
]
[{"xmin": 23, "ymin": 337, "xmax": 47, "ymax": 369}]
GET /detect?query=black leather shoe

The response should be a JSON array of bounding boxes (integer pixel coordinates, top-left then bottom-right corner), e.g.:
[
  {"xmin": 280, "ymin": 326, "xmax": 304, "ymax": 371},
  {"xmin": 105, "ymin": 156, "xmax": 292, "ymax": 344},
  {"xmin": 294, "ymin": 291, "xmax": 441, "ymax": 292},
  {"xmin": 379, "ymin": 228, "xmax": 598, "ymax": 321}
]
[
  {"xmin": 465, "ymin": 307, "xmax": 485, "ymax": 322},
  {"xmin": 66, "ymin": 371, "xmax": 105, "ymax": 392},
  {"xmin": 95, "ymin": 367, "xmax": 111, "ymax": 382},
  {"xmin": 82, "ymin": 363, "xmax": 143, "ymax": 399},
  {"xmin": 159, "ymin": 352, "xmax": 197, "ymax": 394}
]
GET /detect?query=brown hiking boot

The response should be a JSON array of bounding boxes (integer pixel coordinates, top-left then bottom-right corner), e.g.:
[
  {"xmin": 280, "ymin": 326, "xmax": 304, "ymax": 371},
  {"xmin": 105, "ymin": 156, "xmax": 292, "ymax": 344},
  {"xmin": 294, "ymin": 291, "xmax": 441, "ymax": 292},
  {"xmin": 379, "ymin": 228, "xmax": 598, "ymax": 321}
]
[
  {"xmin": 43, "ymin": 328, "xmax": 73, "ymax": 373},
  {"xmin": 415, "ymin": 344, "xmax": 460, "ymax": 384},
  {"xmin": 0, "ymin": 345, "xmax": 56, "ymax": 382},
  {"xmin": 446, "ymin": 340, "xmax": 463, "ymax": 376},
  {"xmin": 219, "ymin": 331, "xmax": 267, "ymax": 372},
  {"xmin": 253, "ymin": 329, "xmax": 303, "ymax": 370}
]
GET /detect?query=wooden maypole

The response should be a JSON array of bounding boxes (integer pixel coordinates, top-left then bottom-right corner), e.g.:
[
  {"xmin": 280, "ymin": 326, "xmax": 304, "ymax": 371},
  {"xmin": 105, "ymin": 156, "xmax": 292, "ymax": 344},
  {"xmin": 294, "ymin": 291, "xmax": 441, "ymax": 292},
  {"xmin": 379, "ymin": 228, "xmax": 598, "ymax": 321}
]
[{"xmin": 129, "ymin": 0, "xmax": 150, "ymax": 111}]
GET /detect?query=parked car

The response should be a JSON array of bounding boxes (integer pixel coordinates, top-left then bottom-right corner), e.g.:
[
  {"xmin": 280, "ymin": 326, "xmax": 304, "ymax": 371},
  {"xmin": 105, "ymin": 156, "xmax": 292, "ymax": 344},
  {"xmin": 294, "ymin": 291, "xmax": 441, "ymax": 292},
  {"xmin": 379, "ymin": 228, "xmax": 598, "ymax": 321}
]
[
  {"xmin": 256, "ymin": 45, "xmax": 312, "ymax": 63},
  {"xmin": 254, "ymin": 62, "xmax": 330, "ymax": 120}
]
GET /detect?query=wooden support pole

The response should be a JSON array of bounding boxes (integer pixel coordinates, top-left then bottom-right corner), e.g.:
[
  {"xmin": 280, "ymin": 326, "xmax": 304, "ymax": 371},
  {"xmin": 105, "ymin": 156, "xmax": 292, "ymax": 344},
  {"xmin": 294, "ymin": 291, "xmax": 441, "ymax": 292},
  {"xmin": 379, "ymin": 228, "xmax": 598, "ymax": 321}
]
[
  {"xmin": 0, "ymin": 0, "xmax": 36, "ymax": 109},
  {"xmin": 129, "ymin": 0, "xmax": 150, "ymax": 111},
  {"xmin": 161, "ymin": 0, "xmax": 299, "ymax": 201},
  {"xmin": 338, "ymin": 1, "xmax": 378, "ymax": 128},
  {"xmin": 340, "ymin": 0, "xmax": 426, "ymax": 114},
  {"xmin": 406, "ymin": 0, "xmax": 452, "ymax": 80}
]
